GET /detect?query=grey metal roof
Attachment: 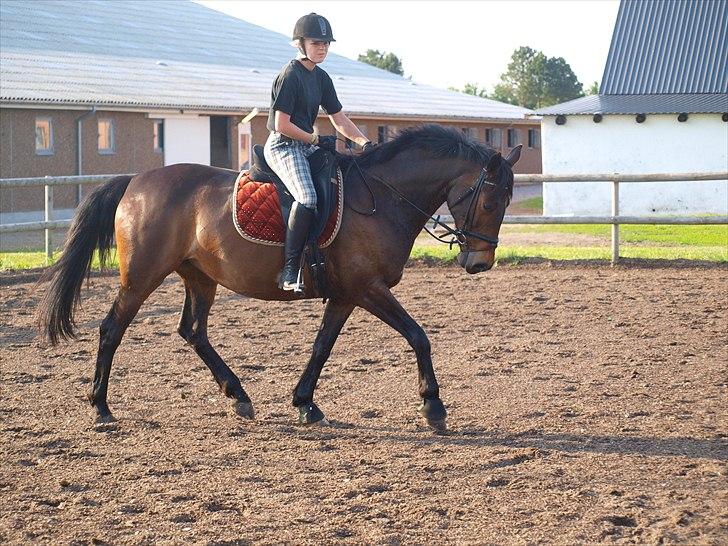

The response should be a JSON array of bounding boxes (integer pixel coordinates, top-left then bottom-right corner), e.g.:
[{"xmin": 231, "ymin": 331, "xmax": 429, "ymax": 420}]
[
  {"xmin": 535, "ymin": 93, "xmax": 728, "ymax": 115},
  {"xmin": 535, "ymin": 0, "xmax": 728, "ymax": 116},
  {"xmin": 602, "ymin": 0, "xmax": 727, "ymax": 95},
  {"xmin": 0, "ymin": 0, "xmax": 532, "ymax": 121}
]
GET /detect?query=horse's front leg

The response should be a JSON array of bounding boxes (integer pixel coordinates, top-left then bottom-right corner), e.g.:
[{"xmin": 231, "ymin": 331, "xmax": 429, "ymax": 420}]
[
  {"xmin": 293, "ymin": 299, "xmax": 355, "ymax": 425},
  {"xmin": 359, "ymin": 283, "xmax": 447, "ymax": 430}
]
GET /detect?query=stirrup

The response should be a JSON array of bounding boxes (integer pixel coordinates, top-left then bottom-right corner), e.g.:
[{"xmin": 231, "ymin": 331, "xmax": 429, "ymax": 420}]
[{"xmin": 282, "ymin": 266, "xmax": 305, "ymax": 294}]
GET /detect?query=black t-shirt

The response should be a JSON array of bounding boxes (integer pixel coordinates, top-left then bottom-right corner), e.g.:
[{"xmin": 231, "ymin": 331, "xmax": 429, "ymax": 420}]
[{"xmin": 266, "ymin": 60, "xmax": 342, "ymax": 133}]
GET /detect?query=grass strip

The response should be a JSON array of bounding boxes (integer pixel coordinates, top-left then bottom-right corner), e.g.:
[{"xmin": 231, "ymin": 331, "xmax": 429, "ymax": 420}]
[
  {"xmin": 503, "ymin": 223, "xmax": 728, "ymax": 246},
  {"xmin": 2, "ymin": 241, "xmax": 725, "ymax": 272}
]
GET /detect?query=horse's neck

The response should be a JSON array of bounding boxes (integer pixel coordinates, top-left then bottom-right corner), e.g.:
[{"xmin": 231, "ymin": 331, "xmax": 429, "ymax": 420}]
[
  {"xmin": 376, "ymin": 156, "xmax": 455, "ymax": 212},
  {"xmin": 365, "ymin": 159, "xmax": 456, "ymax": 242}
]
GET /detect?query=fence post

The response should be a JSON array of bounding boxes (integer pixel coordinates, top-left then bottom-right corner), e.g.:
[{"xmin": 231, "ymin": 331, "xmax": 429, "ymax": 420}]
[
  {"xmin": 611, "ymin": 178, "xmax": 619, "ymax": 265},
  {"xmin": 44, "ymin": 181, "xmax": 53, "ymax": 264}
]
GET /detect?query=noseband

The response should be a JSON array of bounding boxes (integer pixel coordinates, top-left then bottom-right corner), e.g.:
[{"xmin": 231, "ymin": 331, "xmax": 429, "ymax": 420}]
[{"xmin": 346, "ymin": 158, "xmax": 500, "ymax": 251}]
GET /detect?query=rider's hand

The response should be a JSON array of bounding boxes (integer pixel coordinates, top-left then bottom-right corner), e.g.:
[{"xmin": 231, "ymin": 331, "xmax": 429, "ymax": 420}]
[
  {"xmin": 362, "ymin": 141, "xmax": 376, "ymax": 152},
  {"xmin": 318, "ymin": 135, "xmax": 337, "ymax": 153}
]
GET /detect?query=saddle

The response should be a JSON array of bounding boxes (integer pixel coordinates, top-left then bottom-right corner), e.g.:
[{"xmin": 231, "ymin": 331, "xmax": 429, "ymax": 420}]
[{"xmin": 232, "ymin": 145, "xmax": 343, "ymax": 297}]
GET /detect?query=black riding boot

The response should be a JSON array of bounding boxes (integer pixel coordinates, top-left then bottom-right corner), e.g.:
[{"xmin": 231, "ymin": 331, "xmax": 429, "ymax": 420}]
[{"xmin": 279, "ymin": 202, "xmax": 316, "ymax": 292}]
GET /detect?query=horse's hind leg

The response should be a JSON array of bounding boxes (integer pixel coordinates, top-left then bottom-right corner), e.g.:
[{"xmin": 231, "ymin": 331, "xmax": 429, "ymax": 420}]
[
  {"xmin": 177, "ymin": 263, "xmax": 254, "ymax": 419},
  {"xmin": 91, "ymin": 282, "xmax": 160, "ymax": 425},
  {"xmin": 292, "ymin": 299, "xmax": 354, "ymax": 425}
]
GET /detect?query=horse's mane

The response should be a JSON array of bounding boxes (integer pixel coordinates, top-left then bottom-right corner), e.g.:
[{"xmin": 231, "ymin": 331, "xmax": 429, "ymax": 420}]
[
  {"xmin": 339, "ymin": 124, "xmax": 512, "ymax": 199},
  {"xmin": 341, "ymin": 124, "xmax": 497, "ymax": 168}
]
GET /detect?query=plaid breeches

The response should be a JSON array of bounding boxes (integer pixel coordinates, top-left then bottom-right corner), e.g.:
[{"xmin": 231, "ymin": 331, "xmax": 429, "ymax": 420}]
[{"xmin": 263, "ymin": 132, "xmax": 318, "ymax": 209}]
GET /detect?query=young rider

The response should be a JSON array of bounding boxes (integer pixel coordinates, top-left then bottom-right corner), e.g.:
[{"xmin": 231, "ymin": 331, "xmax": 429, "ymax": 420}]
[{"xmin": 264, "ymin": 13, "xmax": 372, "ymax": 293}]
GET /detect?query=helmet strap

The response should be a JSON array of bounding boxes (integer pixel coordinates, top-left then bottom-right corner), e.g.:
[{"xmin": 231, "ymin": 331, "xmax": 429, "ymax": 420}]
[{"xmin": 296, "ymin": 38, "xmax": 309, "ymax": 60}]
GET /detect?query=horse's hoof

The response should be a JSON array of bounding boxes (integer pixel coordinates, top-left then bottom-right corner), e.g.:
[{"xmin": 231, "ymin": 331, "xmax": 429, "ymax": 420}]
[
  {"xmin": 298, "ymin": 402, "xmax": 326, "ymax": 425},
  {"xmin": 94, "ymin": 413, "xmax": 117, "ymax": 424},
  {"xmin": 418, "ymin": 398, "xmax": 447, "ymax": 424},
  {"xmin": 426, "ymin": 418, "xmax": 447, "ymax": 432},
  {"xmin": 233, "ymin": 401, "xmax": 255, "ymax": 420},
  {"xmin": 93, "ymin": 413, "xmax": 118, "ymax": 431}
]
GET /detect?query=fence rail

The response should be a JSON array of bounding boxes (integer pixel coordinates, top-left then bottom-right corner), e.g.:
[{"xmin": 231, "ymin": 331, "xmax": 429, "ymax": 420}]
[{"xmin": 2, "ymin": 172, "xmax": 727, "ymax": 264}]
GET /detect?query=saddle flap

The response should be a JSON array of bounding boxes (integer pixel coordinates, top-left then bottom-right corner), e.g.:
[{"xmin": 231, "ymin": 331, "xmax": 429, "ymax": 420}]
[{"xmin": 232, "ymin": 169, "xmax": 344, "ymax": 249}]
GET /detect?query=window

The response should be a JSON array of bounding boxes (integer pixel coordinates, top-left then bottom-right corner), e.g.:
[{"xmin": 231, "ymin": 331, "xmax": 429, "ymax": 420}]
[
  {"xmin": 377, "ymin": 125, "xmax": 388, "ymax": 144},
  {"xmin": 528, "ymin": 128, "xmax": 540, "ymax": 149},
  {"xmin": 35, "ymin": 117, "xmax": 54, "ymax": 155},
  {"xmin": 98, "ymin": 119, "xmax": 115, "ymax": 154},
  {"xmin": 485, "ymin": 128, "xmax": 502, "ymax": 149},
  {"xmin": 377, "ymin": 125, "xmax": 398, "ymax": 143},
  {"xmin": 507, "ymin": 128, "xmax": 520, "ymax": 148},
  {"xmin": 153, "ymin": 120, "xmax": 164, "ymax": 152}
]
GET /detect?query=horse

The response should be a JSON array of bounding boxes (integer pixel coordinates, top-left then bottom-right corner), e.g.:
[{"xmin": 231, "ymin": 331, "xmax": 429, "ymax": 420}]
[{"xmin": 38, "ymin": 125, "xmax": 521, "ymax": 430}]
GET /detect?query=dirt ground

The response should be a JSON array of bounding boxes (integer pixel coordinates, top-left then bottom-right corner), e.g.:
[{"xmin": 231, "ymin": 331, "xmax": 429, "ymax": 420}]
[{"xmin": 1, "ymin": 263, "xmax": 726, "ymax": 545}]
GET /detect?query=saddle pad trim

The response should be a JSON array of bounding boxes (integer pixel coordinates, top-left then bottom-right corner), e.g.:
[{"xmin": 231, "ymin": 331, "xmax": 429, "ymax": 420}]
[{"xmin": 231, "ymin": 168, "xmax": 344, "ymax": 248}]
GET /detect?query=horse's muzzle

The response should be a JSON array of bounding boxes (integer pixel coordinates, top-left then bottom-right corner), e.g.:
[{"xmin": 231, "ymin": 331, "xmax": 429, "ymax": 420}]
[{"xmin": 457, "ymin": 251, "xmax": 494, "ymax": 274}]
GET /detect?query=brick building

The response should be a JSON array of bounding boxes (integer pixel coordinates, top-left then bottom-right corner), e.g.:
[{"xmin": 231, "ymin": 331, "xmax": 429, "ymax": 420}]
[{"xmin": 1, "ymin": 0, "xmax": 541, "ymax": 221}]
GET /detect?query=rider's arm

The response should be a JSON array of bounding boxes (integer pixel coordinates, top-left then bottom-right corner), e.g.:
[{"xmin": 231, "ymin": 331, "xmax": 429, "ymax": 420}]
[
  {"xmin": 328, "ymin": 111, "xmax": 369, "ymax": 147},
  {"xmin": 274, "ymin": 111, "xmax": 320, "ymax": 145}
]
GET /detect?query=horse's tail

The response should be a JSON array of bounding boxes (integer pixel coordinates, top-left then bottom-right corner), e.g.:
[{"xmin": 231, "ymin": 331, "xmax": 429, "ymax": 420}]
[{"xmin": 38, "ymin": 175, "xmax": 133, "ymax": 344}]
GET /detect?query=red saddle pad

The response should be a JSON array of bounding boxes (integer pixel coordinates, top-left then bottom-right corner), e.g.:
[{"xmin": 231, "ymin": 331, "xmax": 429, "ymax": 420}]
[{"xmin": 232, "ymin": 170, "xmax": 343, "ymax": 247}]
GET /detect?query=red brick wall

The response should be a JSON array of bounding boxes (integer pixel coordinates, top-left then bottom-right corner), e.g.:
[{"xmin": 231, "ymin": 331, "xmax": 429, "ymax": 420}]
[
  {"xmin": 1, "ymin": 108, "xmax": 163, "ymax": 213},
  {"xmin": 2, "ymin": 108, "xmax": 541, "ymax": 214},
  {"xmin": 240, "ymin": 115, "xmax": 542, "ymax": 175}
]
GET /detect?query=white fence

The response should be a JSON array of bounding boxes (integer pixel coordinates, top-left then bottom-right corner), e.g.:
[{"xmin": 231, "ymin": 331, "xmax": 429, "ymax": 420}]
[{"xmin": 1, "ymin": 172, "xmax": 727, "ymax": 265}]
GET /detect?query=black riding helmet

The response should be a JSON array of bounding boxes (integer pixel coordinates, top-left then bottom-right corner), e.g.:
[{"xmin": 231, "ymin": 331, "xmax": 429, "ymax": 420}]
[{"xmin": 292, "ymin": 13, "xmax": 335, "ymax": 42}]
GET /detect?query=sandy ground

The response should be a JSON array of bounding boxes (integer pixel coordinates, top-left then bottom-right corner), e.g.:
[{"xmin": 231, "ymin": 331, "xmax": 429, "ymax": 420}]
[{"xmin": 1, "ymin": 263, "xmax": 726, "ymax": 545}]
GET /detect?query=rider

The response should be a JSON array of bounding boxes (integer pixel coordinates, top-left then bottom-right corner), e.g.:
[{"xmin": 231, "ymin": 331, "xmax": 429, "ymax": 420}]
[{"xmin": 265, "ymin": 13, "xmax": 372, "ymax": 292}]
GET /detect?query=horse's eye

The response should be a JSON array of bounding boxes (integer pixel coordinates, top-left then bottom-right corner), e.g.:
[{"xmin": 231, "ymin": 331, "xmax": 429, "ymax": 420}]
[{"xmin": 483, "ymin": 201, "xmax": 495, "ymax": 212}]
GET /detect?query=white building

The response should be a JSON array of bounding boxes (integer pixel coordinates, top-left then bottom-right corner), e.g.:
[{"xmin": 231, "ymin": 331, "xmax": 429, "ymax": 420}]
[{"xmin": 535, "ymin": 0, "xmax": 728, "ymax": 217}]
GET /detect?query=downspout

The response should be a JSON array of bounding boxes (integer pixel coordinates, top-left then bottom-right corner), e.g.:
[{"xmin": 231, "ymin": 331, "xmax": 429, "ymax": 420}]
[{"xmin": 75, "ymin": 106, "xmax": 97, "ymax": 205}]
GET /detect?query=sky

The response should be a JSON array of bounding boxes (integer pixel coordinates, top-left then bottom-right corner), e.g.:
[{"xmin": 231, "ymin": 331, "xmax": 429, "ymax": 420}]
[{"xmin": 197, "ymin": 0, "xmax": 621, "ymax": 92}]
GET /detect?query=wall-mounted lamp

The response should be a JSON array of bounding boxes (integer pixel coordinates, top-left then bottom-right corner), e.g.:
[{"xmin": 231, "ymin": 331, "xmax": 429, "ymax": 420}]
[
  {"xmin": 635, "ymin": 114, "xmax": 646, "ymax": 123},
  {"xmin": 677, "ymin": 113, "xmax": 688, "ymax": 122},
  {"xmin": 555, "ymin": 115, "xmax": 566, "ymax": 125},
  {"xmin": 593, "ymin": 114, "xmax": 603, "ymax": 123}
]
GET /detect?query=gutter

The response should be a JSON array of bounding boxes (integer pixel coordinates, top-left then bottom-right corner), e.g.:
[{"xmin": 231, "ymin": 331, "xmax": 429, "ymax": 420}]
[{"xmin": 75, "ymin": 106, "xmax": 97, "ymax": 205}]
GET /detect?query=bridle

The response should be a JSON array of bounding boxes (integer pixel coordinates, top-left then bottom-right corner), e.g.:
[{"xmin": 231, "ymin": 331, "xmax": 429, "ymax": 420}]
[{"xmin": 345, "ymin": 158, "xmax": 501, "ymax": 251}]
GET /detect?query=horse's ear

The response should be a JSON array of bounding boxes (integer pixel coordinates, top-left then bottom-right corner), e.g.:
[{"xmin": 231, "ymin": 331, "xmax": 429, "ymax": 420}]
[
  {"xmin": 486, "ymin": 152, "xmax": 501, "ymax": 173},
  {"xmin": 505, "ymin": 144, "xmax": 522, "ymax": 167}
]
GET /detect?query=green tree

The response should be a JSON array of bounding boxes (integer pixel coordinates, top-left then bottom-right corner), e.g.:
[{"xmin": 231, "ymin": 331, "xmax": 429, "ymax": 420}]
[
  {"xmin": 586, "ymin": 81, "xmax": 600, "ymax": 95},
  {"xmin": 449, "ymin": 82, "xmax": 489, "ymax": 98},
  {"xmin": 358, "ymin": 49, "xmax": 404, "ymax": 75},
  {"xmin": 491, "ymin": 46, "xmax": 584, "ymax": 109}
]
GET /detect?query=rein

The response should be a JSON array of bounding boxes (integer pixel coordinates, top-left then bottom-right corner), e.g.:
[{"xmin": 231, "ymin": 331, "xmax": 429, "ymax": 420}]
[{"xmin": 344, "ymin": 154, "xmax": 500, "ymax": 250}]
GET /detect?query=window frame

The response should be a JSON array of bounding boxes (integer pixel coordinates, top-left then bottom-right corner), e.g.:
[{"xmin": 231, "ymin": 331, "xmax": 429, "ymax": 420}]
[
  {"xmin": 35, "ymin": 117, "xmax": 54, "ymax": 156},
  {"xmin": 528, "ymin": 128, "xmax": 540, "ymax": 149},
  {"xmin": 153, "ymin": 119, "xmax": 164, "ymax": 153},
  {"xmin": 97, "ymin": 118, "xmax": 116, "ymax": 155},
  {"xmin": 507, "ymin": 128, "xmax": 520, "ymax": 148},
  {"xmin": 485, "ymin": 127, "xmax": 502, "ymax": 149},
  {"xmin": 377, "ymin": 125, "xmax": 388, "ymax": 144}
]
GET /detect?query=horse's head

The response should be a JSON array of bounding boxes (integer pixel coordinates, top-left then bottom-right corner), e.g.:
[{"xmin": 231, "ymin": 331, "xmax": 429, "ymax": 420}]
[{"xmin": 447, "ymin": 145, "xmax": 521, "ymax": 273}]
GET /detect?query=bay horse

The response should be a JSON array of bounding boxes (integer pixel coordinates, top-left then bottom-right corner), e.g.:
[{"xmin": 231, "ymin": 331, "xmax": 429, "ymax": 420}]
[{"xmin": 38, "ymin": 125, "xmax": 521, "ymax": 430}]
